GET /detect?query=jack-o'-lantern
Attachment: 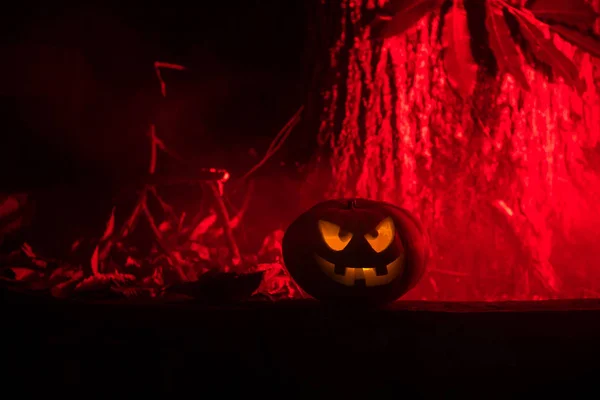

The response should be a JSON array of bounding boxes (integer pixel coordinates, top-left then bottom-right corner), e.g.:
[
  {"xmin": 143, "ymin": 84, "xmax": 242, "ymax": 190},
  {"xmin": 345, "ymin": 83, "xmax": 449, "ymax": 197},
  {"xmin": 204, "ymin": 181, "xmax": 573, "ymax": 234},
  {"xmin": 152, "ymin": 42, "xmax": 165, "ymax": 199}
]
[{"xmin": 282, "ymin": 198, "xmax": 429, "ymax": 305}]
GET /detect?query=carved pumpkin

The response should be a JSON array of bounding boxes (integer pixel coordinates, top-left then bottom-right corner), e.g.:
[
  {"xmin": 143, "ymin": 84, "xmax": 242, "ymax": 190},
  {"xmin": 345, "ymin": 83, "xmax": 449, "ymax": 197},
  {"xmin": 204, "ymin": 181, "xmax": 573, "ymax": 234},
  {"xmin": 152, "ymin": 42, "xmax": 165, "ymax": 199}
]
[{"xmin": 282, "ymin": 198, "xmax": 429, "ymax": 305}]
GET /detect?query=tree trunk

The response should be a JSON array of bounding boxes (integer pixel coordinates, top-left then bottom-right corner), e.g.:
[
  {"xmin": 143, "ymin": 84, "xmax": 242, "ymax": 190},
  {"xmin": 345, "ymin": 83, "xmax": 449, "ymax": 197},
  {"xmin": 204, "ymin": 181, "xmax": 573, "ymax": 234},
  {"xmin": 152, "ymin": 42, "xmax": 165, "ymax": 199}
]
[{"xmin": 313, "ymin": 0, "xmax": 600, "ymax": 300}]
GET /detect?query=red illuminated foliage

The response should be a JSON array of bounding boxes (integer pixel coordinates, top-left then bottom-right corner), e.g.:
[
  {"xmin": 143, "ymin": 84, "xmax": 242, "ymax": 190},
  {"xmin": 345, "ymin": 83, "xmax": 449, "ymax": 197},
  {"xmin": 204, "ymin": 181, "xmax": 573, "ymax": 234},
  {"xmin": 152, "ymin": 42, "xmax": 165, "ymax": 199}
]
[
  {"xmin": 528, "ymin": 0, "xmax": 598, "ymax": 30},
  {"xmin": 0, "ymin": 63, "xmax": 304, "ymax": 302},
  {"xmin": 372, "ymin": 0, "xmax": 600, "ymax": 96},
  {"xmin": 442, "ymin": 0, "xmax": 478, "ymax": 97},
  {"xmin": 2, "ymin": 0, "xmax": 600, "ymax": 303},
  {"xmin": 316, "ymin": 0, "xmax": 600, "ymax": 300},
  {"xmin": 486, "ymin": 2, "xmax": 531, "ymax": 90}
]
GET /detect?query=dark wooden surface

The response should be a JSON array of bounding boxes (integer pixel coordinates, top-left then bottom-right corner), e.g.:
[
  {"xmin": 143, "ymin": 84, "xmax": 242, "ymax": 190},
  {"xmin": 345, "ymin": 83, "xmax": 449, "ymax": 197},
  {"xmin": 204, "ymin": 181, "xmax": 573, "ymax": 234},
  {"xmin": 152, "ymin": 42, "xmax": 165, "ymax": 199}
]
[{"xmin": 3, "ymin": 289, "xmax": 600, "ymax": 397}]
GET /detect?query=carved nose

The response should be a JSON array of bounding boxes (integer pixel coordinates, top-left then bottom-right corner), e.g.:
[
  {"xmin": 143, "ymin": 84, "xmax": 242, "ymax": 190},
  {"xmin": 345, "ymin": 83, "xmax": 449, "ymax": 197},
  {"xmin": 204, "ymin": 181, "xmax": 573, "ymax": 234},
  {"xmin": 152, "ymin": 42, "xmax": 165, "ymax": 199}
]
[{"xmin": 351, "ymin": 237, "xmax": 377, "ymax": 265}]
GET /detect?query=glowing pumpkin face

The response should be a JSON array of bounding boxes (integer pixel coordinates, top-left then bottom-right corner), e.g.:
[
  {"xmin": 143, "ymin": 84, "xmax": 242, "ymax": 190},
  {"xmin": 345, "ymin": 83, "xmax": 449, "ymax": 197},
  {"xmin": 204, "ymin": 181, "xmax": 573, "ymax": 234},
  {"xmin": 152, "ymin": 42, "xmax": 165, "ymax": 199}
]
[{"xmin": 282, "ymin": 198, "xmax": 429, "ymax": 305}]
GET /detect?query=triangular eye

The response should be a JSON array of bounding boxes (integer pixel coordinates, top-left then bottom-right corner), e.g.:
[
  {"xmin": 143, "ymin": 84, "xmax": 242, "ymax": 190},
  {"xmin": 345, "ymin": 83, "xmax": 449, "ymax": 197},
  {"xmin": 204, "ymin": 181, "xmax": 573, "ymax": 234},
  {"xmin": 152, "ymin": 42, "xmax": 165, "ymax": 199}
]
[
  {"xmin": 364, "ymin": 217, "xmax": 395, "ymax": 253},
  {"xmin": 318, "ymin": 220, "xmax": 353, "ymax": 251}
]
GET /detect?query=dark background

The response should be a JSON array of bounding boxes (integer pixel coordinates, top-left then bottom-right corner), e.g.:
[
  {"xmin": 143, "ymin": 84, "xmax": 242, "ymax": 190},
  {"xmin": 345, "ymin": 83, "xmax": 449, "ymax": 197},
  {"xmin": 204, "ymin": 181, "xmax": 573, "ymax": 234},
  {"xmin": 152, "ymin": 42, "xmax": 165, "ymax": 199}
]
[
  {"xmin": 0, "ymin": 1, "xmax": 311, "ymax": 190},
  {"xmin": 0, "ymin": 1, "xmax": 319, "ymax": 252},
  {"xmin": 3, "ymin": 5, "xmax": 600, "ymax": 396}
]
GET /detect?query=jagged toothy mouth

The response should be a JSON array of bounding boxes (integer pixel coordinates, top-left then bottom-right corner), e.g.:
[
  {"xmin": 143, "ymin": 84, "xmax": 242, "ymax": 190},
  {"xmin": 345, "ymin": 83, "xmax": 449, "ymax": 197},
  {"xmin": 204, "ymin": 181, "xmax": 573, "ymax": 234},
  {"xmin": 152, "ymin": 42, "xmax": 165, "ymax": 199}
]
[{"xmin": 314, "ymin": 254, "xmax": 404, "ymax": 287}]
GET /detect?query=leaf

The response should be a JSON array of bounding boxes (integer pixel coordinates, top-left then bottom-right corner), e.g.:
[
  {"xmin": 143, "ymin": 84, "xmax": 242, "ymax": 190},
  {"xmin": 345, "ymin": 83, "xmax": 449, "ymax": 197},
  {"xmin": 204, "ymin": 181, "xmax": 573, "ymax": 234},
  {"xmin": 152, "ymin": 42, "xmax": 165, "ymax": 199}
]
[
  {"xmin": 48, "ymin": 265, "xmax": 79, "ymax": 285},
  {"xmin": 373, "ymin": 0, "xmax": 445, "ymax": 38},
  {"xmin": 21, "ymin": 243, "xmax": 47, "ymax": 268},
  {"xmin": 252, "ymin": 262, "xmax": 306, "ymax": 299},
  {"xmin": 510, "ymin": 8, "xmax": 586, "ymax": 94},
  {"xmin": 0, "ymin": 196, "xmax": 21, "ymax": 220},
  {"xmin": 143, "ymin": 266, "xmax": 164, "ymax": 287},
  {"xmin": 10, "ymin": 267, "xmax": 39, "ymax": 281},
  {"xmin": 91, "ymin": 245, "xmax": 99, "ymax": 275},
  {"xmin": 70, "ymin": 238, "xmax": 82, "ymax": 252},
  {"xmin": 75, "ymin": 272, "xmax": 136, "ymax": 292},
  {"xmin": 549, "ymin": 24, "xmax": 600, "ymax": 59},
  {"xmin": 486, "ymin": 3, "xmax": 531, "ymax": 91},
  {"xmin": 158, "ymin": 221, "xmax": 171, "ymax": 232},
  {"xmin": 125, "ymin": 256, "xmax": 142, "ymax": 268},
  {"xmin": 189, "ymin": 212, "xmax": 218, "ymax": 241},
  {"xmin": 51, "ymin": 270, "xmax": 84, "ymax": 298},
  {"xmin": 121, "ymin": 195, "xmax": 144, "ymax": 238},
  {"xmin": 101, "ymin": 207, "xmax": 116, "ymax": 241},
  {"xmin": 528, "ymin": 0, "xmax": 598, "ymax": 31},
  {"xmin": 21, "ymin": 242, "xmax": 36, "ymax": 259},
  {"xmin": 442, "ymin": 0, "xmax": 478, "ymax": 98},
  {"xmin": 258, "ymin": 229, "xmax": 285, "ymax": 262},
  {"xmin": 190, "ymin": 243, "xmax": 211, "ymax": 261}
]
